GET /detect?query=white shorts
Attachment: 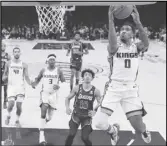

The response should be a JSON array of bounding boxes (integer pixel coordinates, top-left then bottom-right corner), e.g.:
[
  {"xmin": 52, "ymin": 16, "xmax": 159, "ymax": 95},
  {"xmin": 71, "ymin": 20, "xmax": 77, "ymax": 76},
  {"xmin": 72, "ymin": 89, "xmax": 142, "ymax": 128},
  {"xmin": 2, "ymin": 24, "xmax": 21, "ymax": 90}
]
[
  {"xmin": 7, "ymin": 85, "xmax": 25, "ymax": 102},
  {"xmin": 40, "ymin": 91, "xmax": 58, "ymax": 109},
  {"xmin": 101, "ymin": 80, "xmax": 146, "ymax": 119}
]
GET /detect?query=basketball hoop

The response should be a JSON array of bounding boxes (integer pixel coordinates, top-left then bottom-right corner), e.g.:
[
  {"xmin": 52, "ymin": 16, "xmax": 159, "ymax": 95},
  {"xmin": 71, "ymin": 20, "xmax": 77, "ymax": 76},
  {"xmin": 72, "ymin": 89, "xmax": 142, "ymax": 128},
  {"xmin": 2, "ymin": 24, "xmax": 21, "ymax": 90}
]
[{"xmin": 35, "ymin": 4, "xmax": 75, "ymax": 35}]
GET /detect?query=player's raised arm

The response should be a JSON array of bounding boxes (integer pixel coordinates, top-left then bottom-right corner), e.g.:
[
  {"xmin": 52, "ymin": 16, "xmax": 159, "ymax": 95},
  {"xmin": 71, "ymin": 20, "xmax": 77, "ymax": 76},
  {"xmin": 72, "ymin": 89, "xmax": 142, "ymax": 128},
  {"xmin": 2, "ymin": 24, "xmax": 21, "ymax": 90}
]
[
  {"xmin": 23, "ymin": 63, "xmax": 32, "ymax": 85},
  {"xmin": 2, "ymin": 61, "xmax": 9, "ymax": 82},
  {"xmin": 32, "ymin": 68, "xmax": 45, "ymax": 87},
  {"xmin": 58, "ymin": 67, "xmax": 66, "ymax": 83},
  {"xmin": 108, "ymin": 6, "xmax": 118, "ymax": 55},
  {"xmin": 132, "ymin": 6, "xmax": 149, "ymax": 53},
  {"xmin": 65, "ymin": 85, "xmax": 79, "ymax": 115}
]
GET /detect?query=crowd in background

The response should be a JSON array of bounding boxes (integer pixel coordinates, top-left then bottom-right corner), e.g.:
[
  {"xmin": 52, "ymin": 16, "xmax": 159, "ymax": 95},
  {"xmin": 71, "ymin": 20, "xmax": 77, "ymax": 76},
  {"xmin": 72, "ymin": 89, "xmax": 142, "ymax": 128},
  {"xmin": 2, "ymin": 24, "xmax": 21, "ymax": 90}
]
[
  {"xmin": 2, "ymin": 23, "xmax": 166, "ymax": 42},
  {"xmin": 1, "ymin": 23, "xmax": 109, "ymax": 40},
  {"xmin": 2, "ymin": 3, "xmax": 166, "ymax": 42}
]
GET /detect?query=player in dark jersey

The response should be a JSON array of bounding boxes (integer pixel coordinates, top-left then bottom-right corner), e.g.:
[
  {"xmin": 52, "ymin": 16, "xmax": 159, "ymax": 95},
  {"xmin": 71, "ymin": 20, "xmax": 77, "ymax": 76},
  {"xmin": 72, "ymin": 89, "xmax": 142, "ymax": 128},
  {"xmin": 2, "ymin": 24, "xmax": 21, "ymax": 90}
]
[
  {"xmin": 1, "ymin": 41, "xmax": 11, "ymax": 109},
  {"xmin": 66, "ymin": 32, "xmax": 89, "ymax": 91},
  {"xmin": 65, "ymin": 69, "xmax": 101, "ymax": 146}
]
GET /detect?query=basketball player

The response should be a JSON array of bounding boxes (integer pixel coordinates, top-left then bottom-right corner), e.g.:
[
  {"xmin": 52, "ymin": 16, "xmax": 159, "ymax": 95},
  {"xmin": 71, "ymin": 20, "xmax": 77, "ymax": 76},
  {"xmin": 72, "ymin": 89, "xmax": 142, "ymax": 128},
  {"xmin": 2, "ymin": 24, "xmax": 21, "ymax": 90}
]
[
  {"xmin": 65, "ymin": 69, "xmax": 102, "ymax": 146},
  {"xmin": 31, "ymin": 54, "xmax": 65, "ymax": 145},
  {"xmin": 1, "ymin": 41, "xmax": 11, "ymax": 109},
  {"xmin": 94, "ymin": 6, "xmax": 151, "ymax": 145},
  {"xmin": 66, "ymin": 32, "xmax": 89, "ymax": 91},
  {"xmin": 2, "ymin": 47, "xmax": 32, "ymax": 127}
]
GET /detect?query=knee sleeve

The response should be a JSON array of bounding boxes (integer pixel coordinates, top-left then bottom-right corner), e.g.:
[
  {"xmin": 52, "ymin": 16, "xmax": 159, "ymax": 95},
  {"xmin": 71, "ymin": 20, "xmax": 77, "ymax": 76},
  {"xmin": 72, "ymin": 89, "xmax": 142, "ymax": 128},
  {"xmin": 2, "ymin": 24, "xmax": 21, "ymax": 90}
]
[
  {"xmin": 8, "ymin": 101, "xmax": 15, "ymax": 111},
  {"xmin": 94, "ymin": 108, "xmax": 110, "ymax": 130}
]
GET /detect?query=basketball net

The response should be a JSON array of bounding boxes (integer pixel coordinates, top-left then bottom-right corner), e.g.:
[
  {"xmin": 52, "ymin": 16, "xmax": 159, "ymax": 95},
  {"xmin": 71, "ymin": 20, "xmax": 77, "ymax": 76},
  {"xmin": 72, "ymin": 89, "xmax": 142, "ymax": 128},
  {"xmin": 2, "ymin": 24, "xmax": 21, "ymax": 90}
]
[{"xmin": 35, "ymin": 5, "xmax": 67, "ymax": 35}]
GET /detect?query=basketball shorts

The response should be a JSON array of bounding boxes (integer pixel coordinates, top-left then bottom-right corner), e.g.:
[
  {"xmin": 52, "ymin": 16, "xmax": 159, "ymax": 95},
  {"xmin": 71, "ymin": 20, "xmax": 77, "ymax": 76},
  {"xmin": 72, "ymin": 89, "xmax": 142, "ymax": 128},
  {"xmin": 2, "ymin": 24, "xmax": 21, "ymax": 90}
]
[
  {"xmin": 69, "ymin": 112, "xmax": 92, "ymax": 129},
  {"xmin": 101, "ymin": 80, "xmax": 147, "ymax": 119},
  {"xmin": 40, "ymin": 91, "xmax": 58, "ymax": 110},
  {"xmin": 70, "ymin": 58, "xmax": 82, "ymax": 71},
  {"xmin": 7, "ymin": 85, "xmax": 25, "ymax": 102}
]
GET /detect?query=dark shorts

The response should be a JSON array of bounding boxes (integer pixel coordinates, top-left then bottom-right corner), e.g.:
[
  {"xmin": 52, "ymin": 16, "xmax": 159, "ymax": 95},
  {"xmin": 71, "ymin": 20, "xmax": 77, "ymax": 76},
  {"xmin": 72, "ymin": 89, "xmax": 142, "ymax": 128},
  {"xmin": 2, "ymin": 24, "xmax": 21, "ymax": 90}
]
[
  {"xmin": 69, "ymin": 112, "xmax": 92, "ymax": 129},
  {"xmin": 70, "ymin": 58, "xmax": 82, "ymax": 71}
]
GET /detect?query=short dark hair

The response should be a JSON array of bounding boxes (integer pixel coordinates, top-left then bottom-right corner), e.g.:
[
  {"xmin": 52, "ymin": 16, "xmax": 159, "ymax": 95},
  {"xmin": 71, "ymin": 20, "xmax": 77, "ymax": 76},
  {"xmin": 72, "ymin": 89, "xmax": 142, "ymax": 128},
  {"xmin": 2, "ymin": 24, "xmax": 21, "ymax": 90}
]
[
  {"xmin": 81, "ymin": 69, "xmax": 95, "ymax": 79},
  {"xmin": 121, "ymin": 21, "xmax": 136, "ymax": 34},
  {"xmin": 47, "ymin": 54, "xmax": 56, "ymax": 58},
  {"xmin": 13, "ymin": 47, "xmax": 20, "ymax": 52},
  {"xmin": 74, "ymin": 31, "xmax": 81, "ymax": 36}
]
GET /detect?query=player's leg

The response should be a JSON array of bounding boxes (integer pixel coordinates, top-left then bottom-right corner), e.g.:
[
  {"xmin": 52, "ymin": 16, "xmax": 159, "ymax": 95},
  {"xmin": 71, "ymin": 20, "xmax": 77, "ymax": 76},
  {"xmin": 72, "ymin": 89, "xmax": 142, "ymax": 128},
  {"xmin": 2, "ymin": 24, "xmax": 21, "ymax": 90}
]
[
  {"xmin": 81, "ymin": 118, "xmax": 93, "ymax": 146},
  {"xmin": 94, "ymin": 81, "xmax": 120, "ymax": 145},
  {"xmin": 5, "ymin": 86, "xmax": 15, "ymax": 125},
  {"xmin": 75, "ymin": 70, "xmax": 80, "ymax": 85},
  {"xmin": 65, "ymin": 113, "xmax": 80, "ymax": 146},
  {"xmin": 5, "ymin": 98, "xmax": 15, "ymax": 125},
  {"xmin": 94, "ymin": 107, "xmax": 120, "ymax": 146},
  {"xmin": 70, "ymin": 67, "xmax": 76, "ymax": 91},
  {"xmin": 45, "ymin": 92, "xmax": 57, "ymax": 123},
  {"xmin": 39, "ymin": 103, "xmax": 49, "ymax": 144},
  {"xmin": 122, "ymin": 85, "xmax": 151, "ymax": 143},
  {"xmin": 15, "ymin": 94, "xmax": 25, "ymax": 127},
  {"xmin": 46, "ymin": 106, "xmax": 55, "ymax": 123},
  {"xmin": 75, "ymin": 60, "xmax": 82, "ymax": 85},
  {"xmin": 3, "ymin": 85, "xmax": 8, "ymax": 109}
]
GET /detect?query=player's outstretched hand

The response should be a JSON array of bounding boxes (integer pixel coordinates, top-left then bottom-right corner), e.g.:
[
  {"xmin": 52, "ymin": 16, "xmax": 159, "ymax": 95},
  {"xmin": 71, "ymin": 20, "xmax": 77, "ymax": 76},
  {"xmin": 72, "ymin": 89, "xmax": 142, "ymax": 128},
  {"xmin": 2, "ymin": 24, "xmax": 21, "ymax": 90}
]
[
  {"xmin": 66, "ymin": 107, "xmax": 72, "ymax": 115},
  {"xmin": 53, "ymin": 84, "xmax": 60, "ymax": 90},
  {"xmin": 108, "ymin": 6, "xmax": 116, "ymax": 20},
  {"xmin": 88, "ymin": 110, "xmax": 96, "ymax": 117},
  {"xmin": 131, "ymin": 6, "xmax": 141, "ymax": 24}
]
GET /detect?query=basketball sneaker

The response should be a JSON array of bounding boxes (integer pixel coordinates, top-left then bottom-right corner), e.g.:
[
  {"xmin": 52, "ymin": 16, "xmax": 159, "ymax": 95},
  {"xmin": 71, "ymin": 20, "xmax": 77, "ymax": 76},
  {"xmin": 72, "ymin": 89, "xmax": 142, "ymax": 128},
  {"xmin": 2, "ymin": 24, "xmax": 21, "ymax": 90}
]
[
  {"xmin": 110, "ymin": 123, "xmax": 120, "ymax": 146},
  {"xmin": 39, "ymin": 130, "xmax": 46, "ymax": 145},
  {"xmin": 39, "ymin": 141, "xmax": 47, "ymax": 146},
  {"xmin": 141, "ymin": 130, "xmax": 151, "ymax": 143}
]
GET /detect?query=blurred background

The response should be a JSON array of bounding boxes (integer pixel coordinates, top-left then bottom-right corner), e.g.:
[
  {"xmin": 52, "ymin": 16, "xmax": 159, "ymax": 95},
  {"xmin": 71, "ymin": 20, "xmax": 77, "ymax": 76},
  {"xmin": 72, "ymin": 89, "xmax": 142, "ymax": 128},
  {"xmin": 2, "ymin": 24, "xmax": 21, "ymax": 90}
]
[{"xmin": 1, "ymin": 2, "xmax": 166, "ymax": 42}]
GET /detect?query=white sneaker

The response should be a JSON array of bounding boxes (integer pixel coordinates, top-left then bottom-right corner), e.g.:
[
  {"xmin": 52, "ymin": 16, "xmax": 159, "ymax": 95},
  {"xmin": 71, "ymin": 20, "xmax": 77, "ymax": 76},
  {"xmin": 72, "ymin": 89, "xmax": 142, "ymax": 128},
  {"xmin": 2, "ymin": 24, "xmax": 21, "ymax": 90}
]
[
  {"xmin": 110, "ymin": 123, "xmax": 120, "ymax": 146},
  {"xmin": 39, "ymin": 131, "xmax": 46, "ymax": 144},
  {"xmin": 141, "ymin": 130, "xmax": 151, "ymax": 143}
]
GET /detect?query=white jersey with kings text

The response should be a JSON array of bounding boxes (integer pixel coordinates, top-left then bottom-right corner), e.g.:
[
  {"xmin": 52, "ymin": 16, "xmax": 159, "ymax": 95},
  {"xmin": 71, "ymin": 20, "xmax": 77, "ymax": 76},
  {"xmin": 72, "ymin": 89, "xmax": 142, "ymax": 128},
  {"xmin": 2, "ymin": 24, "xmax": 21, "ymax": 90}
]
[
  {"xmin": 42, "ymin": 67, "xmax": 59, "ymax": 93},
  {"xmin": 8, "ymin": 60, "xmax": 24, "ymax": 86},
  {"xmin": 111, "ymin": 42, "xmax": 139, "ymax": 82}
]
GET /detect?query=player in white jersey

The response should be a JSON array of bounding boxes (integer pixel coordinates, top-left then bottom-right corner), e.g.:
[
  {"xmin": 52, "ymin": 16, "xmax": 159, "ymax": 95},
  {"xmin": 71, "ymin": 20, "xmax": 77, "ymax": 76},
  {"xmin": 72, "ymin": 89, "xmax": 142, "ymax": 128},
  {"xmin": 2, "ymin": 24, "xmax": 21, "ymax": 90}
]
[
  {"xmin": 2, "ymin": 47, "xmax": 32, "ymax": 127},
  {"xmin": 94, "ymin": 6, "xmax": 151, "ymax": 145},
  {"xmin": 31, "ymin": 54, "xmax": 65, "ymax": 145}
]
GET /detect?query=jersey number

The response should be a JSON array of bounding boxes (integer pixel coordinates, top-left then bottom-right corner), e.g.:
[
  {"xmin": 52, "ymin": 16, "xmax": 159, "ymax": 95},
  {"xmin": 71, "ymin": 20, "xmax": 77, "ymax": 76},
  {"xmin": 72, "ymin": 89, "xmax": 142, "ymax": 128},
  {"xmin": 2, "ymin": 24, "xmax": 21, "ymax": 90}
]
[
  {"xmin": 49, "ymin": 79, "xmax": 53, "ymax": 84},
  {"xmin": 13, "ymin": 69, "xmax": 19, "ymax": 74},
  {"xmin": 124, "ymin": 59, "xmax": 131, "ymax": 68},
  {"xmin": 80, "ymin": 100, "xmax": 88, "ymax": 109}
]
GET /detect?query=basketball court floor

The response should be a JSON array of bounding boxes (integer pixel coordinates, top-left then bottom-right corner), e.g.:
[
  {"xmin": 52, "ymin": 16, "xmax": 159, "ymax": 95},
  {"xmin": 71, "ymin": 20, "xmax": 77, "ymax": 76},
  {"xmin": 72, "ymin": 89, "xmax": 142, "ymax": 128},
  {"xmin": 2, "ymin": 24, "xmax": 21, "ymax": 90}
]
[{"xmin": 1, "ymin": 39, "xmax": 166, "ymax": 145}]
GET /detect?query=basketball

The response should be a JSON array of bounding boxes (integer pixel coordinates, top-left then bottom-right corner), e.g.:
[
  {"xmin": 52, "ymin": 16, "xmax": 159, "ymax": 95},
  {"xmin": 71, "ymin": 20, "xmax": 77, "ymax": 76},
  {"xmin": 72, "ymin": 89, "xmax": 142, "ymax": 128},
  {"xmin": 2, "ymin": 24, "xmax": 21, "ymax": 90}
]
[{"xmin": 114, "ymin": 5, "xmax": 134, "ymax": 19}]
